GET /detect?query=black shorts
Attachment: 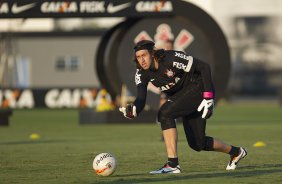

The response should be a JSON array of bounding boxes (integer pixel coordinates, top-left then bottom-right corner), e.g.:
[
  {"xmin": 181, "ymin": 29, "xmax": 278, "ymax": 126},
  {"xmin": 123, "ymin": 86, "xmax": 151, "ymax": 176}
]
[{"xmin": 159, "ymin": 82, "xmax": 204, "ymax": 125}]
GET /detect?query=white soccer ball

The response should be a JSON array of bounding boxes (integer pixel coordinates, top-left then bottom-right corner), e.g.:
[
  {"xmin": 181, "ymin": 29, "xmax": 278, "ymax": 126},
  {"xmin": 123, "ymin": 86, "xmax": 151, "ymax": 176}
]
[{"xmin": 93, "ymin": 153, "xmax": 117, "ymax": 176}]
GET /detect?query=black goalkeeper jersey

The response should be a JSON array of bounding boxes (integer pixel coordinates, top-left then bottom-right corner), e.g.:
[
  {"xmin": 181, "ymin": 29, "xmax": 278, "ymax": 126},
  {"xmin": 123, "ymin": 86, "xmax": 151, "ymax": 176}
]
[{"xmin": 133, "ymin": 50, "xmax": 214, "ymax": 114}]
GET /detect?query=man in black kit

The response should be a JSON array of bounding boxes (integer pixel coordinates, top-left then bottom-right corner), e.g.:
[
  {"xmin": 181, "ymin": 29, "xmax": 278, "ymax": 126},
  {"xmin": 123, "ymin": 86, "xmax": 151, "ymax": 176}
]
[{"xmin": 119, "ymin": 40, "xmax": 247, "ymax": 174}]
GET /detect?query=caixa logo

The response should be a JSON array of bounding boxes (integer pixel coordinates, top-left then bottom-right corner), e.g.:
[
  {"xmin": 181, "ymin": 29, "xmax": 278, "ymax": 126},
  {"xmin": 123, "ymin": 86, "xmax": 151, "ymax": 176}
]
[
  {"xmin": 135, "ymin": 1, "xmax": 173, "ymax": 12},
  {"xmin": 45, "ymin": 89, "xmax": 97, "ymax": 108},
  {"xmin": 0, "ymin": 88, "xmax": 114, "ymax": 109},
  {"xmin": 45, "ymin": 88, "xmax": 114, "ymax": 109},
  {"xmin": 0, "ymin": 89, "xmax": 34, "ymax": 109},
  {"xmin": 41, "ymin": 1, "xmax": 78, "ymax": 13}
]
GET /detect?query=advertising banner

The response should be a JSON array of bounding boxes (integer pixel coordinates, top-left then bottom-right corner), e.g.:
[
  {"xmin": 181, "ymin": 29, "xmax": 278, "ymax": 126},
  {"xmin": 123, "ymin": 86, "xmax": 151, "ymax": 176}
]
[
  {"xmin": 0, "ymin": 88, "xmax": 114, "ymax": 109},
  {"xmin": 0, "ymin": 0, "xmax": 174, "ymax": 18}
]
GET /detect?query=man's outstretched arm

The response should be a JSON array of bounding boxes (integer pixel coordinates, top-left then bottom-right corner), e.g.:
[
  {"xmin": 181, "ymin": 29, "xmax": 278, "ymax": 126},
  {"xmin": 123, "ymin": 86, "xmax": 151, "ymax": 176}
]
[{"xmin": 119, "ymin": 84, "xmax": 147, "ymax": 119}]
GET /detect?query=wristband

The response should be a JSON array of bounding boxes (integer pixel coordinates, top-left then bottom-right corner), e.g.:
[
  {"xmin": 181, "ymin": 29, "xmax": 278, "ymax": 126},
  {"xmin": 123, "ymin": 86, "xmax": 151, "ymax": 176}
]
[{"xmin": 203, "ymin": 92, "xmax": 214, "ymax": 99}]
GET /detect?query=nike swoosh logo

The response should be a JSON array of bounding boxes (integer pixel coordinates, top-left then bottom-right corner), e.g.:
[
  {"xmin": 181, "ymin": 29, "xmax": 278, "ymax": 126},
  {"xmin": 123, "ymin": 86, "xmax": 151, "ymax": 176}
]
[
  {"xmin": 150, "ymin": 79, "xmax": 155, "ymax": 81},
  {"xmin": 12, "ymin": 3, "xmax": 36, "ymax": 14},
  {"xmin": 107, "ymin": 2, "xmax": 131, "ymax": 14},
  {"xmin": 161, "ymin": 168, "xmax": 178, "ymax": 173}
]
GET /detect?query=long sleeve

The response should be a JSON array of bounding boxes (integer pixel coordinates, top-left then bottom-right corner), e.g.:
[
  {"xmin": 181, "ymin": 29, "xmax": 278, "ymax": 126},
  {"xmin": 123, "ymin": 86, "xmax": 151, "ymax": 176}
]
[
  {"xmin": 169, "ymin": 50, "xmax": 214, "ymax": 95},
  {"xmin": 133, "ymin": 84, "xmax": 147, "ymax": 114},
  {"xmin": 193, "ymin": 58, "xmax": 214, "ymax": 93}
]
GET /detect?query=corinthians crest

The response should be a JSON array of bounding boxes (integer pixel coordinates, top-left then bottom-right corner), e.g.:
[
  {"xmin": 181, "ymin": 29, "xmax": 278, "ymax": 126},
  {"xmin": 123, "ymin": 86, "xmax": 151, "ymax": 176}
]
[
  {"xmin": 134, "ymin": 23, "xmax": 194, "ymax": 51},
  {"xmin": 164, "ymin": 69, "xmax": 175, "ymax": 78}
]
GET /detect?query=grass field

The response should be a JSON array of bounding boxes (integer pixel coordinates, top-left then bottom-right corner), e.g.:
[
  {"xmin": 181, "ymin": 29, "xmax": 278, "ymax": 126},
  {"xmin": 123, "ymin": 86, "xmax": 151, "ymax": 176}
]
[{"xmin": 1, "ymin": 102, "xmax": 282, "ymax": 184}]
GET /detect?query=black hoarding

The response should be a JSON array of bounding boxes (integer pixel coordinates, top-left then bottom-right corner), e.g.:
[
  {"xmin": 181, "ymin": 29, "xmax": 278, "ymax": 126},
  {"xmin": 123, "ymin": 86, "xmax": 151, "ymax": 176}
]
[
  {"xmin": 0, "ymin": 0, "xmax": 174, "ymax": 18},
  {"xmin": 0, "ymin": 88, "xmax": 114, "ymax": 109}
]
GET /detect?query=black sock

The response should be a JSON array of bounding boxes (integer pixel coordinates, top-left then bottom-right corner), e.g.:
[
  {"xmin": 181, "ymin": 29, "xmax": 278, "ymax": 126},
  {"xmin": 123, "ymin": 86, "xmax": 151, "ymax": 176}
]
[
  {"xmin": 167, "ymin": 157, "xmax": 179, "ymax": 167},
  {"xmin": 228, "ymin": 146, "xmax": 240, "ymax": 157}
]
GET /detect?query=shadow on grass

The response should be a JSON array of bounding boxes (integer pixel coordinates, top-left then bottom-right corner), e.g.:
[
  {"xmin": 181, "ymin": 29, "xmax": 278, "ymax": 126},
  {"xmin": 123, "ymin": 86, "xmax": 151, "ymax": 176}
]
[
  {"xmin": 0, "ymin": 139, "xmax": 70, "ymax": 145},
  {"xmin": 93, "ymin": 164, "xmax": 282, "ymax": 184},
  {"xmin": 239, "ymin": 163, "xmax": 282, "ymax": 170}
]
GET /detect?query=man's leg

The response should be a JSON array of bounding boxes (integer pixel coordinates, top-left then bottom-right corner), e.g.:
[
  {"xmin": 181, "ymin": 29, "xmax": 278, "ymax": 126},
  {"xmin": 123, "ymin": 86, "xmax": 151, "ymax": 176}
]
[
  {"xmin": 150, "ymin": 127, "xmax": 181, "ymax": 174},
  {"xmin": 182, "ymin": 112, "xmax": 214, "ymax": 152},
  {"xmin": 156, "ymin": 103, "xmax": 180, "ymax": 171},
  {"xmin": 163, "ymin": 128, "xmax": 178, "ymax": 158},
  {"xmin": 159, "ymin": 92, "xmax": 167, "ymax": 141},
  {"xmin": 213, "ymin": 139, "xmax": 232, "ymax": 153},
  {"xmin": 212, "ymin": 138, "xmax": 247, "ymax": 170},
  {"xmin": 150, "ymin": 83, "xmax": 203, "ymax": 174},
  {"xmin": 182, "ymin": 113, "xmax": 247, "ymax": 170}
]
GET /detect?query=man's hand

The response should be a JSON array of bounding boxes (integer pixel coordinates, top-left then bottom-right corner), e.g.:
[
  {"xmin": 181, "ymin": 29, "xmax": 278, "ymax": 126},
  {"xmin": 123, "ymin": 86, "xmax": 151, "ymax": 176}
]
[
  {"xmin": 197, "ymin": 99, "xmax": 214, "ymax": 119},
  {"xmin": 119, "ymin": 104, "xmax": 137, "ymax": 119}
]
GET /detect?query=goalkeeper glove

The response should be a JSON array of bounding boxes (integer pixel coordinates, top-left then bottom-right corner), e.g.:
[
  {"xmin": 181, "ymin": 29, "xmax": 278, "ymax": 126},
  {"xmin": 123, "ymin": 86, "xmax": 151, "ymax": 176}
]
[
  {"xmin": 119, "ymin": 104, "xmax": 137, "ymax": 119},
  {"xmin": 197, "ymin": 92, "xmax": 214, "ymax": 119}
]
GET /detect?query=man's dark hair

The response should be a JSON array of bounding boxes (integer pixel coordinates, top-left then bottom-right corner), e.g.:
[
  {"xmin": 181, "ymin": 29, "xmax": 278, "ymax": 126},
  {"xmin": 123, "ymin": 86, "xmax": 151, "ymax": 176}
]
[{"xmin": 134, "ymin": 40, "xmax": 155, "ymax": 52}]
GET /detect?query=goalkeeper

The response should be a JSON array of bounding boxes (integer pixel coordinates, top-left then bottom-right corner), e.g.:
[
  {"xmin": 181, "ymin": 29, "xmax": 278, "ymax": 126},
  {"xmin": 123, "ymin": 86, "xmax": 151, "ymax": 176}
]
[{"xmin": 119, "ymin": 40, "xmax": 247, "ymax": 174}]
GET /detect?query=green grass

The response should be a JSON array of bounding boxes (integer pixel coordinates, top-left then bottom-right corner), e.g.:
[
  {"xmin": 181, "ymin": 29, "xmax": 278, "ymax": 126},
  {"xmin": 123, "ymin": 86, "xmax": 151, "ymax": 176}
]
[{"xmin": 0, "ymin": 102, "xmax": 282, "ymax": 184}]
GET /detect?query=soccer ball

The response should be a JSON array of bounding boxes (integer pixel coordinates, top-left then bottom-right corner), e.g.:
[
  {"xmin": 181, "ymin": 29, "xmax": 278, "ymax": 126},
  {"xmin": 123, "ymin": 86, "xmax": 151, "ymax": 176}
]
[{"xmin": 93, "ymin": 153, "xmax": 117, "ymax": 176}]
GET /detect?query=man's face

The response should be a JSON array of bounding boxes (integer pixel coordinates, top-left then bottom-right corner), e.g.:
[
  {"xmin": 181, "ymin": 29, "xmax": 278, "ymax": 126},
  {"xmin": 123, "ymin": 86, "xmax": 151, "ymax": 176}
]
[{"xmin": 135, "ymin": 49, "xmax": 152, "ymax": 70}]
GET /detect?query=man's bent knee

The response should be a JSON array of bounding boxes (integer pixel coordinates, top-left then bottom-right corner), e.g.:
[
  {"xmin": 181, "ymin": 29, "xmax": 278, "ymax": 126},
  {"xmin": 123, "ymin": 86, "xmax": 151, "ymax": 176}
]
[
  {"xmin": 160, "ymin": 119, "xmax": 176, "ymax": 130},
  {"xmin": 188, "ymin": 136, "xmax": 214, "ymax": 152},
  {"xmin": 158, "ymin": 107, "xmax": 176, "ymax": 130},
  {"xmin": 188, "ymin": 142, "xmax": 204, "ymax": 152},
  {"xmin": 203, "ymin": 136, "xmax": 214, "ymax": 151}
]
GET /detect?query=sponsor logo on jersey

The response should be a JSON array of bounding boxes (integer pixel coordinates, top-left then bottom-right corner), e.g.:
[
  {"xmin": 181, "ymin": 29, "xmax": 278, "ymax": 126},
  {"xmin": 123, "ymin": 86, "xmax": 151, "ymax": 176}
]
[
  {"xmin": 164, "ymin": 69, "xmax": 175, "ymax": 78},
  {"xmin": 173, "ymin": 62, "xmax": 187, "ymax": 70},
  {"xmin": 159, "ymin": 77, "xmax": 180, "ymax": 91},
  {"xmin": 135, "ymin": 70, "xmax": 142, "ymax": 85},
  {"xmin": 174, "ymin": 52, "xmax": 191, "ymax": 60},
  {"xmin": 174, "ymin": 52, "xmax": 193, "ymax": 72}
]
